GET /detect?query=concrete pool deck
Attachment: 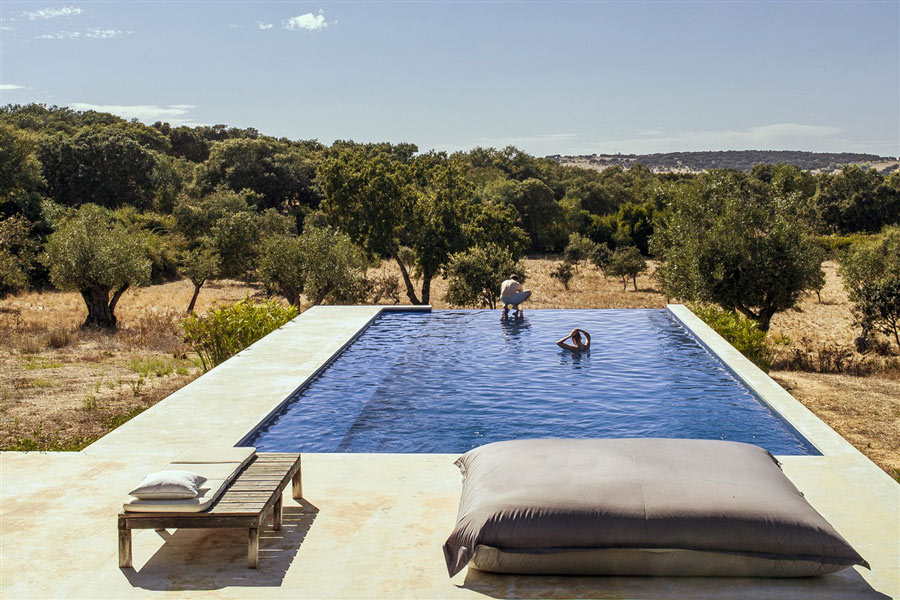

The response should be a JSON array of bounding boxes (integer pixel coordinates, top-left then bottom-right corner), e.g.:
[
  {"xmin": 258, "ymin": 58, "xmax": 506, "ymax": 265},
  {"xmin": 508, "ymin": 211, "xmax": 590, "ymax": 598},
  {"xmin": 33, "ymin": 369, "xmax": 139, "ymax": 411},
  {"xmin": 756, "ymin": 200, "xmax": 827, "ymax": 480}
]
[{"xmin": 1, "ymin": 305, "xmax": 898, "ymax": 599}]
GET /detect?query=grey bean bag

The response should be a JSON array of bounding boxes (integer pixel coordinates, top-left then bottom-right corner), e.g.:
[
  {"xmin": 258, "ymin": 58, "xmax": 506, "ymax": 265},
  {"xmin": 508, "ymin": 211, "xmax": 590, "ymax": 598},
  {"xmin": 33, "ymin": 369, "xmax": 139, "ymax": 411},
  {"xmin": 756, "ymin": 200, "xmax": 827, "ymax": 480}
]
[{"xmin": 443, "ymin": 438, "xmax": 869, "ymax": 577}]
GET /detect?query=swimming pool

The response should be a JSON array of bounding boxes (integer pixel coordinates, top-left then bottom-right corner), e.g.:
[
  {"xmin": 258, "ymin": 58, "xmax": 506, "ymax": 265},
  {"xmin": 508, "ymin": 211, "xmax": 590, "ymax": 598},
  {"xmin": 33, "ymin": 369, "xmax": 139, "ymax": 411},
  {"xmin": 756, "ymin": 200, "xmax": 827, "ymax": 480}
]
[{"xmin": 245, "ymin": 309, "xmax": 818, "ymax": 455}]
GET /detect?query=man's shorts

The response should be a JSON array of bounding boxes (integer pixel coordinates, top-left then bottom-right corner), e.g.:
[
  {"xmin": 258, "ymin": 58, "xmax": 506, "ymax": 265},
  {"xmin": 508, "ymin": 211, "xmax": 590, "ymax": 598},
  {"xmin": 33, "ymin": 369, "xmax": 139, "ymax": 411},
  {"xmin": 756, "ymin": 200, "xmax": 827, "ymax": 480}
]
[{"xmin": 500, "ymin": 290, "xmax": 532, "ymax": 306}]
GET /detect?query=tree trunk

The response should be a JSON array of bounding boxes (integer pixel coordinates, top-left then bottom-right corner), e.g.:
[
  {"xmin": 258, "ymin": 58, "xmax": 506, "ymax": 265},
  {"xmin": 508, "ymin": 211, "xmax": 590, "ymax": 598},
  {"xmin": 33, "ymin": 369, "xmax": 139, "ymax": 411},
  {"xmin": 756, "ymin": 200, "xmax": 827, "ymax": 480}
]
[
  {"xmin": 393, "ymin": 253, "xmax": 422, "ymax": 305},
  {"xmin": 80, "ymin": 286, "xmax": 117, "ymax": 329},
  {"xmin": 734, "ymin": 303, "xmax": 759, "ymax": 324},
  {"xmin": 109, "ymin": 285, "xmax": 128, "ymax": 316},
  {"xmin": 420, "ymin": 273, "xmax": 432, "ymax": 305},
  {"xmin": 187, "ymin": 281, "xmax": 203, "ymax": 314},
  {"xmin": 890, "ymin": 321, "xmax": 900, "ymax": 352},
  {"xmin": 757, "ymin": 305, "xmax": 777, "ymax": 332},
  {"xmin": 621, "ymin": 277, "xmax": 627, "ymax": 290},
  {"xmin": 632, "ymin": 274, "xmax": 638, "ymax": 291},
  {"xmin": 312, "ymin": 283, "xmax": 333, "ymax": 306},
  {"xmin": 278, "ymin": 284, "xmax": 300, "ymax": 307}
]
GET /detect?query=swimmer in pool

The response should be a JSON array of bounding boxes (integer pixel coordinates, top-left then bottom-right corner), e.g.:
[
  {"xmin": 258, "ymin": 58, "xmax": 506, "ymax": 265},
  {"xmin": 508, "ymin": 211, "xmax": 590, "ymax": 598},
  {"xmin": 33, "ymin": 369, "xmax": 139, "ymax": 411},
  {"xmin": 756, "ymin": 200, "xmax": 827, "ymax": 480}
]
[{"xmin": 557, "ymin": 328, "xmax": 591, "ymax": 352}]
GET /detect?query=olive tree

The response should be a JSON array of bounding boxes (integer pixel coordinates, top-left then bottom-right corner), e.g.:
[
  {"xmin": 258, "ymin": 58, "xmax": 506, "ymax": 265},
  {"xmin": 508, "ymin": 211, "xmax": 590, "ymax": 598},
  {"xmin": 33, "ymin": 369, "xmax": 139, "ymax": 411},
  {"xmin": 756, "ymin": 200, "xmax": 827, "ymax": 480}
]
[
  {"xmin": 319, "ymin": 147, "xmax": 420, "ymax": 302},
  {"xmin": 604, "ymin": 246, "xmax": 647, "ymax": 291},
  {"xmin": 320, "ymin": 147, "xmax": 526, "ymax": 305},
  {"xmin": 300, "ymin": 226, "xmax": 370, "ymax": 306},
  {"xmin": 258, "ymin": 234, "xmax": 305, "ymax": 306},
  {"xmin": 651, "ymin": 171, "xmax": 822, "ymax": 331},
  {"xmin": 180, "ymin": 244, "xmax": 220, "ymax": 314},
  {"xmin": 43, "ymin": 204, "xmax": 151, "ymax": 328},
  {"xmin": 840, "ymin": 228, "xmax": 900, "ymax": 351},
  {"xmin": 259, "ymin": 226, "xmax": 370, "ymax": 307},
  {"xmin": 444, "ymin": 244, "xmax": 525, "ymax": 309},
  {"xmin": 563, "ymin": 232, "xmax": 599, "ymax": 270}
]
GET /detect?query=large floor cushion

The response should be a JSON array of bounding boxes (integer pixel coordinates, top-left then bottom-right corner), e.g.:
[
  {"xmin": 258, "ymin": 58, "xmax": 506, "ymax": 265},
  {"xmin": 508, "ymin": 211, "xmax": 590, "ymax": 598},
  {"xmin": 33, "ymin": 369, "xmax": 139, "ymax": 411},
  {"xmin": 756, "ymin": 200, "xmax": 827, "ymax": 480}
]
[{"xmin": 443, "ymin": 438, "xmax": 869, "ymax": 577}]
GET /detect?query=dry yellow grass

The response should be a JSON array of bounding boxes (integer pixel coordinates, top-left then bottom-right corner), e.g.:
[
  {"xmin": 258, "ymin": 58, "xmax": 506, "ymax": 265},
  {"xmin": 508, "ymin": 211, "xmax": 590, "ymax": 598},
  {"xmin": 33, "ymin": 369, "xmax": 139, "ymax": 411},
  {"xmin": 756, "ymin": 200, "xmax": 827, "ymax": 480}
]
[
  {"xmin": 772, "ymin": 371, "xmax": 900, "ymax": 478},
  {"xmin": 1, "ymin": 259, "xmax": 897, "ymax": 477},
  {"xmin": 0, "ymin": 280, "xmax": 258, "ymax": 449}
]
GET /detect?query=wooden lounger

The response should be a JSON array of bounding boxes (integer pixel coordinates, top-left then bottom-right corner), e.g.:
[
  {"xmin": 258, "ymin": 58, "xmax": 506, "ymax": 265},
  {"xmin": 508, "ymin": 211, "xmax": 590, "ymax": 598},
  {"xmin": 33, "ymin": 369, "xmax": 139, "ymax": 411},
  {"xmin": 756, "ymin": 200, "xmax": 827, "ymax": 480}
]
[{"xmin": 118, "ymin": 452, "xmax": 302, "ymax": 569}]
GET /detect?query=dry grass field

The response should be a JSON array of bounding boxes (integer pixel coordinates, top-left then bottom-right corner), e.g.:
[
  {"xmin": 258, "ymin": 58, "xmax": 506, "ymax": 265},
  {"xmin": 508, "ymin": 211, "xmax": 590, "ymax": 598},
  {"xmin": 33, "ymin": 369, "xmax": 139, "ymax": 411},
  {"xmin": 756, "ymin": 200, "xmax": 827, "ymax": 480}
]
[{"xmin": 1, "ymin": 259, "xmax": 897, "ymax": 478}]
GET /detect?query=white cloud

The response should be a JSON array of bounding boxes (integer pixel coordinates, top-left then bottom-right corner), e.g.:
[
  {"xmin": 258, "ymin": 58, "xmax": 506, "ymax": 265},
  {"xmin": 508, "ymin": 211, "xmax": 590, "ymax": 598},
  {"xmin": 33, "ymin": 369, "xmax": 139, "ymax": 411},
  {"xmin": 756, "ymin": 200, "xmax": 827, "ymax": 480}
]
[
  {"xmin": 1, "ymin": 26, "xmax": 13, "ymax": 31},
  {"xmin": 37, "ymin": 30, "xmax": 80, "ymax": 39},
  {"xmin": 0, "ymin": 84, "xmax": 26, "ymax": 90},
  {"xmin": 227, "ymin": 24, "xmax": 241, "ymax": 29},
  {"xmin": 258, "ymin": 21, "xmax": 273, "ymax": 30},
  {"xmin": 84, "ymin": 28, "xmax": 128, "ymax": 39},
  {"xmin": 68, "ymin": 103, "xmax": 195, "ymax": 124},
  {"xmin": 24, "ymin": 6, "xmax": 82, "ymax": 20},
  {"xmin": 36, "ymin": 28, "xmax": 130, "ymax": 40},
  {"xmin": 283, "ymin": 10, "xmax": 331, "ymax": 31}
]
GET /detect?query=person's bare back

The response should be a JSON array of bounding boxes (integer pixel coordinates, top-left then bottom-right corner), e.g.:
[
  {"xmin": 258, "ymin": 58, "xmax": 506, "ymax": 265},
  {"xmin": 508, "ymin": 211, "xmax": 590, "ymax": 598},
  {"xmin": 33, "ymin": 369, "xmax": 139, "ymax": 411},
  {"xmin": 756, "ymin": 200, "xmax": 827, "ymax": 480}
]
[{"xmin": 500, "ymin": 275, "xmax": 531, "ymax": 314}]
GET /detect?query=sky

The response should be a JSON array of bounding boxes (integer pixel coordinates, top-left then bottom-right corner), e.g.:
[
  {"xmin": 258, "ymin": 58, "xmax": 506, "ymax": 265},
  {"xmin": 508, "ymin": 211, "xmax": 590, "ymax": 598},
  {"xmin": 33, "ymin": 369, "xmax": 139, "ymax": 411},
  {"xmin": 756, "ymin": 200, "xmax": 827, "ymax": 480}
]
[{"xmin": 1, "ymin": 1, "xmax": 898, "ymax": 157}]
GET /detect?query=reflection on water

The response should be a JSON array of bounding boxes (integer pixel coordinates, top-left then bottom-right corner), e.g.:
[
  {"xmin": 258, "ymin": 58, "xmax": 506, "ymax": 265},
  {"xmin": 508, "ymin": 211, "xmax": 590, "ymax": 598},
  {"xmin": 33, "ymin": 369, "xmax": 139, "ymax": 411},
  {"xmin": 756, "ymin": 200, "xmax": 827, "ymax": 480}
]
[
  {"xmin": 248, "ymin": 309, "xmax": 818, "ymax": 455},
  {"xmin": 558, "ymin": 348, "xmax": 591, "ymax": 368},
  {"xmin": 499, "ymin": 312, "xmax": 529, "ymax": 332}
]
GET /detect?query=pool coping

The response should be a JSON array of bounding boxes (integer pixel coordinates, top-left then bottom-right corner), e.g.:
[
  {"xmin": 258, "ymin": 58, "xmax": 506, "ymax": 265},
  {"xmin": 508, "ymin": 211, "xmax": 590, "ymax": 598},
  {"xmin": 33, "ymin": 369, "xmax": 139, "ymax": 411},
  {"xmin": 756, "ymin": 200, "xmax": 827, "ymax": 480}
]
[
  {"xmin": 2, "ymin": 304, "xmax": 897, "ymax": 598},
  {"xmin": 666, "ymin": 304, "xmax": 857, "ymax": 459}
]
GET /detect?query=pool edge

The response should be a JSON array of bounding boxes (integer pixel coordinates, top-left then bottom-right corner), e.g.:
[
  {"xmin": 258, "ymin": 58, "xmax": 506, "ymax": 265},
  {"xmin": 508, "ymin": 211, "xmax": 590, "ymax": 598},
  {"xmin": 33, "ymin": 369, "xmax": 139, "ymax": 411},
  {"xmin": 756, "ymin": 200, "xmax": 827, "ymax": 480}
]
[{"xmin": 666, "ymin": 304, "xmax": 884, "ymax": 462}]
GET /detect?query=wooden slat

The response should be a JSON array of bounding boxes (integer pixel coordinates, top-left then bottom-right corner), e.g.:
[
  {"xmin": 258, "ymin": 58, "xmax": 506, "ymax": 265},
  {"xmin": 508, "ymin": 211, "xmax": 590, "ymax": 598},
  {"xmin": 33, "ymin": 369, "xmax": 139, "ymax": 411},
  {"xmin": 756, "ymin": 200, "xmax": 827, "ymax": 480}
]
[{"xmin": 120, "ymin": 453, "xmax": 301, "ymax": 530}]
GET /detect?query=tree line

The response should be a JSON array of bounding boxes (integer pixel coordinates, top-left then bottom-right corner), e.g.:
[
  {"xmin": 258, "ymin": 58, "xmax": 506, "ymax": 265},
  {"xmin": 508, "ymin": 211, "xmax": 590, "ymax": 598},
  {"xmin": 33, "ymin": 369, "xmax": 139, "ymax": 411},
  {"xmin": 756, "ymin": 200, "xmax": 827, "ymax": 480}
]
[{"xmin": 1, "ymin": 103, "xmax": 899, "ymax": 345}]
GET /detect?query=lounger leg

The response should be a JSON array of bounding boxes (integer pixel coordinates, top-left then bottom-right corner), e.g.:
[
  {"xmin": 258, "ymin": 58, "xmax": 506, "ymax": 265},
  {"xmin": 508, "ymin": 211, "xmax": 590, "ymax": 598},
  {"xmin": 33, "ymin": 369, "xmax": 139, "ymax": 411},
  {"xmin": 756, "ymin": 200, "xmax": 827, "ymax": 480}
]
[
  {"xmin": 118, "ymin": 528, "xmax": 132, "ymax": 568},
  {"xmin": 248, "ymin": 528, "xmax": 259, "ymax": 568},
  {"xmin": 292, "ymin": 458, "xmax": 303, "ymax": 499},
  {"xmin": 273, "ymin": 494, "xmax": 283, "ymax": 531}
]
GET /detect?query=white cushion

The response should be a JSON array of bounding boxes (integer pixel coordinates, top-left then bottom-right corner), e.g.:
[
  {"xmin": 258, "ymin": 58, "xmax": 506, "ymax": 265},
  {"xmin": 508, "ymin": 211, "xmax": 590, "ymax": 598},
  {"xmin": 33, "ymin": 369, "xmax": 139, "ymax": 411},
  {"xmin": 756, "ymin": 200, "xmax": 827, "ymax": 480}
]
[
  {"xmin": 129, "ymin": 470, "xmax": 206, "ymax": 500},
  {"xmin": 124, "ymin": 479, "xmax": 226, "ymax": 512},
  {"xmin": 123, "ymin": 446, "xmax": 258, "ymax": 513}
]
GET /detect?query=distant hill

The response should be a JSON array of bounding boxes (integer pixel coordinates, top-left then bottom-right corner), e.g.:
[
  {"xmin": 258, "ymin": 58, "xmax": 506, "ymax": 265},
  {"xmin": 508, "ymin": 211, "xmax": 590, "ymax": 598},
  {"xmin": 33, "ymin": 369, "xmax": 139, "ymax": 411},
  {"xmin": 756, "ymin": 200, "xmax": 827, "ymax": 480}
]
[{"xmin": 549, "ymin": 150, "xmax": 899, "ymax": 174}]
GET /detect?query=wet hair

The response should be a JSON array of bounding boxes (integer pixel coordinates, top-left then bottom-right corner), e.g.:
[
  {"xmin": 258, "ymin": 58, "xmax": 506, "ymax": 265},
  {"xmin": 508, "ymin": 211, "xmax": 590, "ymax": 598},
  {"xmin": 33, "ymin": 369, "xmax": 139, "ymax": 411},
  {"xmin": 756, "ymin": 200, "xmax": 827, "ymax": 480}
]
[{"xmin": 511, "ymin": 275, "xmax": 519, "ymax": 281}]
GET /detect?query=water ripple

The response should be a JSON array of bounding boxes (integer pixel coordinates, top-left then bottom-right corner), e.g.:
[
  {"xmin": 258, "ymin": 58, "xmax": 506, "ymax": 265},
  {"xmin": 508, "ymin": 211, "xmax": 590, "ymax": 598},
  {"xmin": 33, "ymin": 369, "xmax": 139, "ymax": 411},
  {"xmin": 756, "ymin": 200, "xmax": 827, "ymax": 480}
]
[{"xmin": 247, "ymin": 310, "xmax": 817, "ymax": 455}]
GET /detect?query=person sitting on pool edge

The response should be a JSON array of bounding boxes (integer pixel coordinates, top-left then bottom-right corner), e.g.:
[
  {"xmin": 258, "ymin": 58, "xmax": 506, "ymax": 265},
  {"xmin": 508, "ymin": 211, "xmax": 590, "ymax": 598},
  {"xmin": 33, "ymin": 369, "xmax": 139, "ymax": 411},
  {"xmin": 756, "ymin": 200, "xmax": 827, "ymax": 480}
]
[
  {"xmin": 500, "ymin": 274, "xmax": 532, "ymax": 315},
  {"xmin": 557, "ymin": 328, "xmax": 591, "ymax": 352}
]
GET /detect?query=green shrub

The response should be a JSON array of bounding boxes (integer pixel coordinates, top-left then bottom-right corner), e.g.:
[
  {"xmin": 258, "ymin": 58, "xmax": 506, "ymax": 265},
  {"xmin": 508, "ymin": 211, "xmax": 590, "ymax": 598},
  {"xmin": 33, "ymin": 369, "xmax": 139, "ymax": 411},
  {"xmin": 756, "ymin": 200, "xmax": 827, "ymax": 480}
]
[
  {"xmin": 181, "ymin": 298, "xmax": 298, "ymax": 371},
  {"xmin": 128, "ymin": 357, "xmax": 174, "ymax": 378},
  {"xmin": 444, "ymin": 244, "xmax": 525, "ymax": 309},
  {"xmin": 692, "ymin": 304, "xmax": 774, "ymax": 372},
  {"xmin": 550, "ymin": 261, "xmax": 574, "ymax": 289},
  {"xmin": 811, "ymin": 232, "xmax": 881, "ymax": 259}
]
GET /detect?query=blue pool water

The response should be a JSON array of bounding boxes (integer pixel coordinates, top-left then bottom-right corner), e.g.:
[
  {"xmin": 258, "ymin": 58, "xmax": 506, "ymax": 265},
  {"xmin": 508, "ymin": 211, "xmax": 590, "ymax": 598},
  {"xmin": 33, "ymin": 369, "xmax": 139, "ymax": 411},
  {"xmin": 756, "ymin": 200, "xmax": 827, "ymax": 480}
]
[{"xmin": 246, "ymin": 309, "xmax": 818, "ymax": 455}]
